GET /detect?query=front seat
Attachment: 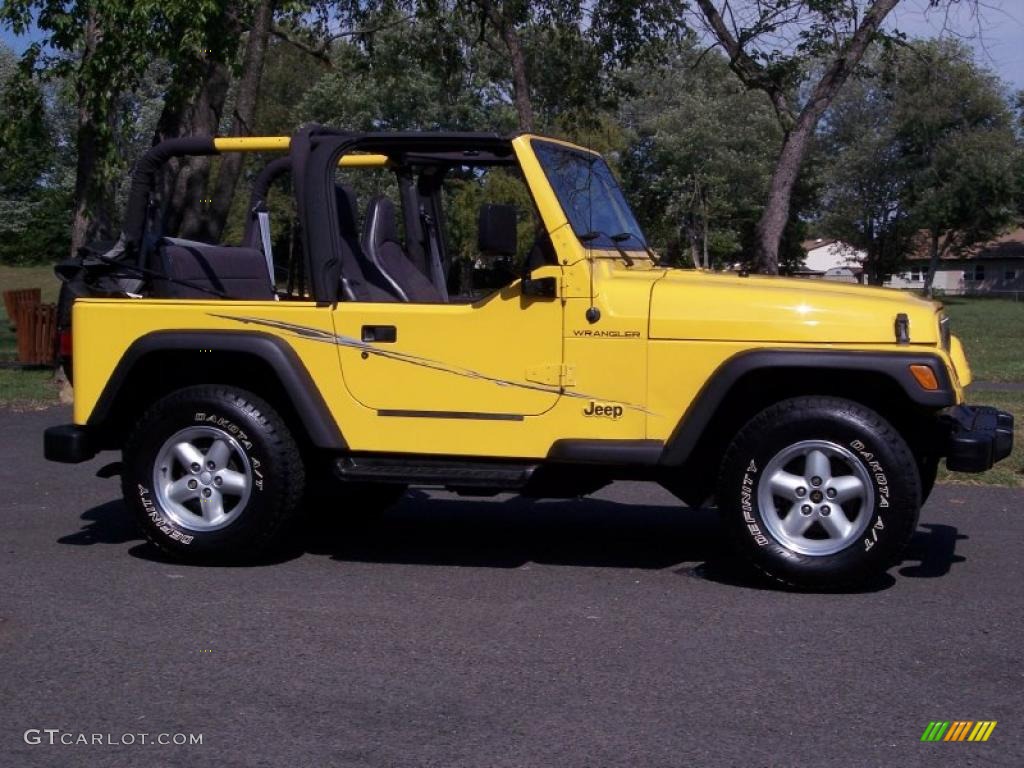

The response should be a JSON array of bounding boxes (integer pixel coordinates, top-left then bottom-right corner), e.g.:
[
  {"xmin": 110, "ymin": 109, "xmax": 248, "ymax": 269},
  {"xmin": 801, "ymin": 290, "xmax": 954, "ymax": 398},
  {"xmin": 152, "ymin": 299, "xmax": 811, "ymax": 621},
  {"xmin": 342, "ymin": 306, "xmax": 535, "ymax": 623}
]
[
  {"xmin": 334, "ymin": 184, "xmax": 399, "ymax": 302},
  {"xmin": 361, "ymin": 196, "xmax": 442, "ymax": 303}
]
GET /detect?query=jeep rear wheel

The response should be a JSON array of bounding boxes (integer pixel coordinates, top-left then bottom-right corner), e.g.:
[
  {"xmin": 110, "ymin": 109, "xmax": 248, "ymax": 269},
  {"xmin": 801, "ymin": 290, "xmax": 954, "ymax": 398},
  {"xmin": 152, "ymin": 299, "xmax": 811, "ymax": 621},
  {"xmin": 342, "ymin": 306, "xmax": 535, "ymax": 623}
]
[
  {"xmin": 122, "ymin": 386, "xmax": 305, "ymax": 561},
  {"xmin": 718, "ymin": 396, "xmax": 921, "ymax": 589}
]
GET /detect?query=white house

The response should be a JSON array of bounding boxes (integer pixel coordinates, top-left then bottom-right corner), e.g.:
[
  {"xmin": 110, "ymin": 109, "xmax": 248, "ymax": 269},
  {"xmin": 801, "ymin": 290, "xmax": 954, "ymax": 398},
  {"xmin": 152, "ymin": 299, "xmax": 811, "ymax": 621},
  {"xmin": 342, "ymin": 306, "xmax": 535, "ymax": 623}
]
[
  {"xmin": 797, "ymin": 239, "xmax": 866, "ymax": 282},
  {"xmin": 884, "ymin": 228, "xmax": 1024, "ymax": 296}
]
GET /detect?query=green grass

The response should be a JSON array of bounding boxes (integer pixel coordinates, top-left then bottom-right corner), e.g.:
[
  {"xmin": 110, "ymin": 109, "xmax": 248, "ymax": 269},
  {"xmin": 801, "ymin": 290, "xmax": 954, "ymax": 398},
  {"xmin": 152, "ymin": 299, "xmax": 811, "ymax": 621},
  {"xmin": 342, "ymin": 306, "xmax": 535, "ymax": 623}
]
[
  {"xmin": 938, "ymin": 389, "xmax": 1024, "ymax": 489},
  {"xmin": 0, "ymin": 264, "xmax": 61, "ymax": 361},
  {"xmin": 942, "ymin": 297, "xmax": 1024, "ymax": 383},
  {"xmin": 0, "ymin": 368, "xmax": 61, "ymax": 408}
]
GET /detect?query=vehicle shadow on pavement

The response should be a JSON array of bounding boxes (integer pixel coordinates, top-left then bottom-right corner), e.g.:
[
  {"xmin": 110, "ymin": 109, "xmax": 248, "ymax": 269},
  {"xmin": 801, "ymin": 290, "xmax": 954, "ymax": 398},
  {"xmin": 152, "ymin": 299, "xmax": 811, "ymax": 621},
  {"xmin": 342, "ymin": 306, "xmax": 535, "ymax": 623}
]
[
  {"xmin": 898, "ymin": 523, "xmax": 967, "ymax": 578},
  {"xmin": 305, "ymin": 492, "xmax": 732, "ymax": 571},
  {"xmin": 57, "ymin": 495, "xmax": 968, "ymax": 591},
  {"xmin": 57, "ymin": 499, "xmax": 143, "ymax": 547}
]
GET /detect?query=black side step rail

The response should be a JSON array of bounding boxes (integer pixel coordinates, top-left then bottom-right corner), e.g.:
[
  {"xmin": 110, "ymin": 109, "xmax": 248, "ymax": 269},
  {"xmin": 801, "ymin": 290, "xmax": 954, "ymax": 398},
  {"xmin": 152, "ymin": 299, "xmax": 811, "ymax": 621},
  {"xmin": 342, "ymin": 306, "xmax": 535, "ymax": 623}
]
[{"xmin": 333, "ymin": 456, "xmax": 537, "ymax": 490}]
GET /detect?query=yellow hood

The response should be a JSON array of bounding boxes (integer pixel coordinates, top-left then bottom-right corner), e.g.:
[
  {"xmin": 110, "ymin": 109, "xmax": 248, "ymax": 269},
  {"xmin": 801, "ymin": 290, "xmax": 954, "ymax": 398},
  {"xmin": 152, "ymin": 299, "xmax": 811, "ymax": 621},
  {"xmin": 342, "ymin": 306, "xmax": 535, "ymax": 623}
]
[{"xmin": 648, "ymin": 270, "xmax": 941, "ymax": 344}]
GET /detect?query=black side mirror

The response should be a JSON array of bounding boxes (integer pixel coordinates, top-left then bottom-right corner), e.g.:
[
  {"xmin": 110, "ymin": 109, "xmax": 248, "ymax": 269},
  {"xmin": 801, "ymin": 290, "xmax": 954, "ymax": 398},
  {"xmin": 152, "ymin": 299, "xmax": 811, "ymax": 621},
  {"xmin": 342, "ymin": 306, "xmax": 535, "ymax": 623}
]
[
  {"xmin": 478, "ymin": 204, "xmax": 517, "ymax": 257},
  {"xmin": 522, "ymin": 275, "xmax": 558, "ymax": 298}
]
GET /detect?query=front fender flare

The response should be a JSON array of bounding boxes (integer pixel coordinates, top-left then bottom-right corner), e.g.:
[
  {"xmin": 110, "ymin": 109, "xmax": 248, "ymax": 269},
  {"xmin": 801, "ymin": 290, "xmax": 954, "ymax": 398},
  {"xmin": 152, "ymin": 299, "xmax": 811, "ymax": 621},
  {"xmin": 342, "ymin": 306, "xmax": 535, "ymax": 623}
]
[{"xmin": 658, "ymin": 349, "xmax": 955, "ymax": 467}]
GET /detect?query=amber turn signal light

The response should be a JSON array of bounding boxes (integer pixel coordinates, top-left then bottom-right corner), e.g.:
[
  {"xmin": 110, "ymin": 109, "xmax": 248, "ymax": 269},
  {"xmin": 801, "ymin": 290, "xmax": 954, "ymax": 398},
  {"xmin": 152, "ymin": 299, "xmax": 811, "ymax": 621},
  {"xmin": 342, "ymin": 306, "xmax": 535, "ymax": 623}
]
[{"xmin": 909, "ymin": 364, "xmax": 939, "ymax": 391}]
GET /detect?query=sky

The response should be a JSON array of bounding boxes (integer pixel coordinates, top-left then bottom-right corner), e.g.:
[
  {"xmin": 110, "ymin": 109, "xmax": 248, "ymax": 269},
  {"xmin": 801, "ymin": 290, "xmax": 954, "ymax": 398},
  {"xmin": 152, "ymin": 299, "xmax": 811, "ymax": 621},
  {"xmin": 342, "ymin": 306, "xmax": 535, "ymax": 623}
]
[
  {"xmin": 3, "ymin": 1, "xmax": 1024, "ymax": 91},
  {"xmin": 887, "ymin": 0, "xmax": 1024, "ymax": 90}
]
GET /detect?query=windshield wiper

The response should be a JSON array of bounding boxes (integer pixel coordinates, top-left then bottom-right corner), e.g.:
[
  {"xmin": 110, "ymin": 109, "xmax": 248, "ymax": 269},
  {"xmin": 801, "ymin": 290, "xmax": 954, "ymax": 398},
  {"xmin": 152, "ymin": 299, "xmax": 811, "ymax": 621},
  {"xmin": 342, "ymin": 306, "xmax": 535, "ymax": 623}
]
[
  {"xmin": 611, "ymin": 232, "xmax": 660, "ymax": 266},
  {"xmin": 580, "ymin": 230, "xmax": 634, "ymax": 267}
]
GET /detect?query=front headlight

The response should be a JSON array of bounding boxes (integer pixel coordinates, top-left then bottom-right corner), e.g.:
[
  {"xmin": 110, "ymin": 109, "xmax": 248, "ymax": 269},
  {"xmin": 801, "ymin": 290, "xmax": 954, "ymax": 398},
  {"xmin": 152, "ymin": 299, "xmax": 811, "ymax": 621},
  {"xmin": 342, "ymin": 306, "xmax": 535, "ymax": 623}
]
[{"xmin": 938, "ymin": 313, "xmax": 951, "ymax": 351}]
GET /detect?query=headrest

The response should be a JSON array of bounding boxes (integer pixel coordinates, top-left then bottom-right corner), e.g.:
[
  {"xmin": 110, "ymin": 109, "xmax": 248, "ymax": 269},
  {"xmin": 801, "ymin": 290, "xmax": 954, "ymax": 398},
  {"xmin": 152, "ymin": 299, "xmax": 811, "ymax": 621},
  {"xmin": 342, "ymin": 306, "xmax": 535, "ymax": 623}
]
[{"xmin": 362, "ymin": 195, "xmax": 401, "ymax": 249}]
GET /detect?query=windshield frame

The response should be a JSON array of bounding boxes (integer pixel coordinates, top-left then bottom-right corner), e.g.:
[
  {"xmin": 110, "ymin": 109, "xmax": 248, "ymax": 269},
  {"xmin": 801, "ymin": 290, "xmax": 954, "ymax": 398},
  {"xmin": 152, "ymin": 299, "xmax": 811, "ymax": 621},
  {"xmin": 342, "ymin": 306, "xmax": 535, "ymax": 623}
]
[{"xmin": 530, "ymin": 139, "xmax": 648, "ymax": 252}]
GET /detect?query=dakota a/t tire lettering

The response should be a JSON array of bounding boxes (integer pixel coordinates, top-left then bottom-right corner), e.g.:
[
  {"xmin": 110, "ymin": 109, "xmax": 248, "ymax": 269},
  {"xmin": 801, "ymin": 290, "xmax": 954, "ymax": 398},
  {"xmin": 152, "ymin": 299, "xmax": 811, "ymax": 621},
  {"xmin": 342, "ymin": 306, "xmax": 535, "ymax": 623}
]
[
  {"xmin": 718, "ymin": 396, "xmax": 921, "ymax": 589},
  {"xmin": 121, "ymin": 385, "xmax": 304, "ymax": 562}
]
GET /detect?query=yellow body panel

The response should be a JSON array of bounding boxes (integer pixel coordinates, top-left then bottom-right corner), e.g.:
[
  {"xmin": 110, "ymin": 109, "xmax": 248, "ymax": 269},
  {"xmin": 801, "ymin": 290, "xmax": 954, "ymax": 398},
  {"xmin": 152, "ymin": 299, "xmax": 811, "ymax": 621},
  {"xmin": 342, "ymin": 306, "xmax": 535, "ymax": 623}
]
[
  {"xmin": 949, "ymin": 335, "xmax": 972, "ymax": 388},
  {"xmin": 650, "ymin": 270, "xmax": 940, "ymax": 344},
  {"xmin": 71, "ymin": 135, "xmax": 965, "ymax": 460},
  {"xmin": 71, "ymin": 300, "xmax": 340, "ymax": 424},
  {"xmin": 332, "ymin": 268, "xmax": 564, "ymax": 419}
]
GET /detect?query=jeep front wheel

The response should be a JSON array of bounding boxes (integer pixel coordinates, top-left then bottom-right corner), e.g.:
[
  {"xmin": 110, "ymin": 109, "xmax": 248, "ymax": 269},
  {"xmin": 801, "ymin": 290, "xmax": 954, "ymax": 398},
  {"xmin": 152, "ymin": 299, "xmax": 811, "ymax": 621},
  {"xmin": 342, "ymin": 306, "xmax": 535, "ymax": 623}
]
[
  {"xmin": 718, "ymin": 396, "xmax": 921, "ymax": 589},
  {"xmin": 122, "ymin": 385, "xmax": 305, "ymax": 561}
]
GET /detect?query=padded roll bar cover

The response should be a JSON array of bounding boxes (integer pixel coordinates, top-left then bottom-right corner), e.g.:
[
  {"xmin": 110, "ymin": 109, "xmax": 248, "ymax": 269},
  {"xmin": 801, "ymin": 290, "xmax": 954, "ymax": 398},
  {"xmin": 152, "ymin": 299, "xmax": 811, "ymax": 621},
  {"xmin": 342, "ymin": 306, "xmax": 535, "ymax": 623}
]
[
  {"xmin": 123, "ymin": 137, "xmax": 219, "ymax": 254},
  {"xmin": 290, "ymin": 125, "xmax": 332, "ymax": 302},
  {"xmin": 243, "ymin": 156, "xmax": 293, "ymax": 248}
]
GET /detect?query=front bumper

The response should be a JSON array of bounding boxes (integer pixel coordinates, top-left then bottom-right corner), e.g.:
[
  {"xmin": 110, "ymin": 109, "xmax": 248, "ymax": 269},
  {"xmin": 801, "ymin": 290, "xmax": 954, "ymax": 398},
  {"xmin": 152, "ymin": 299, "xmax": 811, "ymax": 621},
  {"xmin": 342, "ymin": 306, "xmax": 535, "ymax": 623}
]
[
  {"xmin": 44, "ymin": 424, "xmax": 98, "ymax": 464},
  {"xmin": 942, "ymin": 406, "xmax": 1014, "ymax": 473}
]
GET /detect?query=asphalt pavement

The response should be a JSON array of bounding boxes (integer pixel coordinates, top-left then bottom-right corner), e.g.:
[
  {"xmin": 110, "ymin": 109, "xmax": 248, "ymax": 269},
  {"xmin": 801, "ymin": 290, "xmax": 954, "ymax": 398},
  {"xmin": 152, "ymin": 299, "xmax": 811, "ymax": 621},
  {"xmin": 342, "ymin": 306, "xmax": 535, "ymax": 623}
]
[{"xmin": 1, "ymin": 406, "xmax": 1022, "ymax": 768}]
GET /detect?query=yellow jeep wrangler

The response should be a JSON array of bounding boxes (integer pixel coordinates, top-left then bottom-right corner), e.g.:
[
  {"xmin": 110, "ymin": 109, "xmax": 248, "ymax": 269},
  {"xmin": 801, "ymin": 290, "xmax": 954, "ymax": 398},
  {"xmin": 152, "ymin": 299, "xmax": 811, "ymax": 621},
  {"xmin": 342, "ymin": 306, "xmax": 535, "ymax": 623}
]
[{"xmin": 44, "ymin": 126, "xmax": 1013, "ymax": 587}]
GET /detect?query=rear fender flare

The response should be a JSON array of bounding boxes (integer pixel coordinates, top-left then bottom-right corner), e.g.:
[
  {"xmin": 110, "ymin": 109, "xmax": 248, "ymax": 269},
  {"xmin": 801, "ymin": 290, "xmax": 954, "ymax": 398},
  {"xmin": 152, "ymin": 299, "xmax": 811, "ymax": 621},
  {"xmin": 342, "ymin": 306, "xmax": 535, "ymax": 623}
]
[{"xmin": 88, "ymin": 331, "xmax": 345, "ymax": 450}]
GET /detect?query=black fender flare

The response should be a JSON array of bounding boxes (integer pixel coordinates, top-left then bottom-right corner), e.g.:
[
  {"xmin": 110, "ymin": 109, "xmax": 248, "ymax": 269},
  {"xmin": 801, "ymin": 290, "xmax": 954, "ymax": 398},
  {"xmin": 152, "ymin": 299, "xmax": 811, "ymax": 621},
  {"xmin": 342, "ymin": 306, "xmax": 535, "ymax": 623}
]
[
  {"xmin": 87, "ymin": 330, "xmax": 346, "ymax": 449},
  {"xmin": 658, "ymin": 349, "xmax": 956, "ymax": 467}
]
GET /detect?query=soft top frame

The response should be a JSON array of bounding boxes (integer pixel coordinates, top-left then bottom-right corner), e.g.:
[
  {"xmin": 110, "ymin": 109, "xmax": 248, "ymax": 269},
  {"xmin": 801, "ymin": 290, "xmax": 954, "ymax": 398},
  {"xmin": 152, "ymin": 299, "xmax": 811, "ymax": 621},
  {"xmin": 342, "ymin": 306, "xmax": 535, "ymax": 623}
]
[{"xmin": 119, "ymin": 124, "xmax": 522, "ymax": 301}]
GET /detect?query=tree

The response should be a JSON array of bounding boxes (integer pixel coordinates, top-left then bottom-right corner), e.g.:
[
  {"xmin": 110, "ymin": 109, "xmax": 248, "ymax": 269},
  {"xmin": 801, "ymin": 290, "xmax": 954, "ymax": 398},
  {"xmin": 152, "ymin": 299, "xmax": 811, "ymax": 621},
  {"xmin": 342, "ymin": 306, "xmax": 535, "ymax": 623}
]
[
  {"xmin": 818, "ymin": 40, "xmax": 1019, "ymax": 288},
  {"xmin": 693, "ymin": 0, "xmax": 908, "ymax": 274},
  {"xmin": 817, "ymin": 68, "xmax": 915, "ymax": 284},
  {"xmin": 893, "ymin": 42, "xmax": 1019, "ymax": 291},
  {"xmin": 617, "ymin": 40, "xmax": 784, "ymax": 268},
  {"xmin": 296, "ymin": 7, "xmax": 508, "ymax": 132},
  {"xmin": 465, "ymin": 0, "xmax": 537, "ymax": 131},
  {"xmin": 0, "ymin": 42, "xmax": 73, "ymax": 264},
  {"xmin": 200, "ymin": 0, "xmax": 276, "ymax": 242},
  {"xmin": 0, "ymin": 0, "xmax": 235, "ymax": 254}
]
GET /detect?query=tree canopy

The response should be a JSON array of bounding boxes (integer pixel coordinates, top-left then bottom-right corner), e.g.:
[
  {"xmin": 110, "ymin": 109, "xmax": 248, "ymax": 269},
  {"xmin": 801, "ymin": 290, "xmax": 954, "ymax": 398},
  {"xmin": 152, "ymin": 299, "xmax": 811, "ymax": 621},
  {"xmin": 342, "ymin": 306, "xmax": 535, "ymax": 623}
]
[{"xmin": 0, "ymin": 0, "xmax": 1021, "ymax": 282}]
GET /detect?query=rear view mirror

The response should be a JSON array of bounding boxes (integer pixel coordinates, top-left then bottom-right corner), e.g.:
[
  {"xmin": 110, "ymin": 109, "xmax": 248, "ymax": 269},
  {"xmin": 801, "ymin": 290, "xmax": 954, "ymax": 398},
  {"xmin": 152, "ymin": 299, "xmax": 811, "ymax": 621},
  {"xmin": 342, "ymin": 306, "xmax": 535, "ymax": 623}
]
[{"xmin": 478, "ymin": 204, "xmax": 517, "ymax": 257}]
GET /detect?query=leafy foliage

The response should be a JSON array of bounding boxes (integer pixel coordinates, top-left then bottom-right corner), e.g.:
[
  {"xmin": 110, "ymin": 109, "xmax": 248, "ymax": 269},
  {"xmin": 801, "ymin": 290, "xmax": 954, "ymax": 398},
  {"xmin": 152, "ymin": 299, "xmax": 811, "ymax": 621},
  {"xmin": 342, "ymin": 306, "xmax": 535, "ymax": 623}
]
[
  {"xmin": 617, "ymin": 41, "xmax": 782, "ymax": 267},
  {"xmin": 0, "ymin": 0, "xmax": 1021, "ymax": 276},
  {"xmin": 818, "ymin": 40, "xmax": 1021, "ymax": 284}
]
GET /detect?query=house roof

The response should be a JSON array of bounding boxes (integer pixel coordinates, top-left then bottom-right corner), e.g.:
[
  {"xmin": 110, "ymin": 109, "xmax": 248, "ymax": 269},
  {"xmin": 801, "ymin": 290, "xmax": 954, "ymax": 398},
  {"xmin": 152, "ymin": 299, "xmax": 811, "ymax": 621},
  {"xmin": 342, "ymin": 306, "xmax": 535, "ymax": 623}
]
[
  {"xmin": 906, "ymin": 227, "xmax": 1024, "ymax": 262},
  {"xmin": 801, "ymin": 238, "xmax": 839, "ymax": 252}
]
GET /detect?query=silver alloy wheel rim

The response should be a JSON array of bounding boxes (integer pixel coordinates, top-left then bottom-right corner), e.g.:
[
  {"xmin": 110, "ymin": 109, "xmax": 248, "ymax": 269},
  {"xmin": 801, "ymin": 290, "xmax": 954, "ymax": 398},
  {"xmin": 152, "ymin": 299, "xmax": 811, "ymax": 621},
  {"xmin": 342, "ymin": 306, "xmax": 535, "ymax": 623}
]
[
  {"xmin": 152, "ymin": 426, "xmax": 252, "ymax": 532},
  {"xmin": 756, "ymin": 439, "xmax": 874, "ymax": 556}
]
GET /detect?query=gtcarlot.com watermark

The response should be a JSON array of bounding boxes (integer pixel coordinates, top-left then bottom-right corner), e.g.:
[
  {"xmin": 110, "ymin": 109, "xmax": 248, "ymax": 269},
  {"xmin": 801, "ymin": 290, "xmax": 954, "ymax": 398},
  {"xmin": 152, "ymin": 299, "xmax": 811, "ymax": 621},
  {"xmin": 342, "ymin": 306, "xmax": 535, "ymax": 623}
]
[{"xmin": 24, "ymin": 729, "xmax": 202, "ymax": 747}]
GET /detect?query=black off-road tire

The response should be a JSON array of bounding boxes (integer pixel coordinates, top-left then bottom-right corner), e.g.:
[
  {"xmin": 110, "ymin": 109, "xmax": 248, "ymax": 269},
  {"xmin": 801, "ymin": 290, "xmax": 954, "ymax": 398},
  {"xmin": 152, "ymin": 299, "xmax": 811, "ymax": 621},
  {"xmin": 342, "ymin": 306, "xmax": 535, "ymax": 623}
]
[
  {"xmin": 121, "ymin": 385, "xmax": 305, "ymax": 562},
  {"xmin": 717, "ymin": 396, "xmax": 921, "ymax": 589}
]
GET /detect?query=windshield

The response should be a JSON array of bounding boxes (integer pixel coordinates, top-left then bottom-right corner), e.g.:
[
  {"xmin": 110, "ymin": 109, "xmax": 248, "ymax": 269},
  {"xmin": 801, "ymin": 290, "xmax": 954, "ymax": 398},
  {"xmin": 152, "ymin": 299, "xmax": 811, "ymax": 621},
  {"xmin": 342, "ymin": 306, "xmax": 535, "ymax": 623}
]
[{"xmin": 532, "ymin": 139, "xmax": 647, "ymax": 251}]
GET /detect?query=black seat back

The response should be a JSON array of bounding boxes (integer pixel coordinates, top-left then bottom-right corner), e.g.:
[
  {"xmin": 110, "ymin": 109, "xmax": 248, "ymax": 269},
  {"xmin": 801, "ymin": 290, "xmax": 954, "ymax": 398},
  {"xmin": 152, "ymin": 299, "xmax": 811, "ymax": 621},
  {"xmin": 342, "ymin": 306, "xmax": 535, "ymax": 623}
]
[
  {"xmin": 362, "ymin": 196, "xmax": 442, "ymax": 303},
  {"xmin": 333, "ymin": 185, "xmax": 399, "ymax": 302},
  {"xmin": 151, "ymin": 238, "xmax": 274, "ymax": 299}
]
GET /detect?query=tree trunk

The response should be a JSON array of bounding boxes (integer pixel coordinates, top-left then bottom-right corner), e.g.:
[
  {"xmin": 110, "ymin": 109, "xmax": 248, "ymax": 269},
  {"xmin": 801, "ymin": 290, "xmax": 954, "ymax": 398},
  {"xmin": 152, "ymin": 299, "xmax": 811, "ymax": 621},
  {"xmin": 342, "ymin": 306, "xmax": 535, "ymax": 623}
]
[
  {"xmin": 700, "ymin": 192, "xmax": 709, "ymax": 269},
  {"xmin": 923, "ymin": 230, "xmax": 941, "ymax": 294},
  {"xmin": 501, "ymin": 23, "xmax": 533, "ymax": 132},
  {"xmin": 697, "ymin": 0, "xmax": 901, "ymax": 273},
  {"xmin": 753, "ymin": 117, "xmax": 816, "ymax": 273},
  {"xmin": 169, "ymin": 61, "xmax": 232, "ymax": 239},
  {"xmin": 70, "ymin": 120, "xmax": 100, "ymax": 256},
  {"xmin": 150, "ymin": 3, "xmax": 239, "ymax": 238},
  {"xmin": 684, "ymin": 219, "xmax": 700, "ymax": 268},
  {"xmin": 70, "ymin": 9, "xmax": 106, "ymax": 256},
  {"xmin": 203, "ymin": 0, "xmax": 275, "ymax": 242}
]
